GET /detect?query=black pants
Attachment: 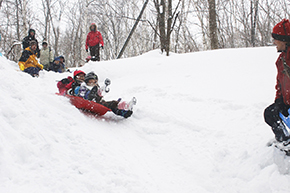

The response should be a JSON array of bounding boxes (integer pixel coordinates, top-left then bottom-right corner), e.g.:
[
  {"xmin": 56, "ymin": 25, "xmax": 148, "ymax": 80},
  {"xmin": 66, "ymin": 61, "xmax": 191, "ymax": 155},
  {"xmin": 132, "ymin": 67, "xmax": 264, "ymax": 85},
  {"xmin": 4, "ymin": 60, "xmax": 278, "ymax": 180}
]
[
  {"xmin": 264, "ymin": 101, "xmax": 290, "ymax": 141},
  {"xmin": 264, "ymin": 102, "xmax": 289, "ymax": 127},
  {"xmin": 89, "ymin": 44, "xmax": 100, "ymax": 61}
]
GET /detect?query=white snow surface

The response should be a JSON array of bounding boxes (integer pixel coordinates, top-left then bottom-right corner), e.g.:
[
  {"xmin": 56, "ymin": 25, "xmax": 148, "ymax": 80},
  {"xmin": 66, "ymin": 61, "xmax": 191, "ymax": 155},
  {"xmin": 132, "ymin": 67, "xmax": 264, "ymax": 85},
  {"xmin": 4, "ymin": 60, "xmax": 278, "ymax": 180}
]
[{"xmin": 1, "ymin": 47, "xmax": 290, "ymax": 193}]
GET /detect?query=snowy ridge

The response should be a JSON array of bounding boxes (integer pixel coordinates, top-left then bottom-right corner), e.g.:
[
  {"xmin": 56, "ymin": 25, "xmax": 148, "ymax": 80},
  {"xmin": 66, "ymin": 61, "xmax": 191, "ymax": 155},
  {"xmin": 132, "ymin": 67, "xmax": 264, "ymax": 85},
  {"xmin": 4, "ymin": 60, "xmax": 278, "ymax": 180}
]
[{"xmin": 1, "ymin": 48, "xmax": 290, "ymax": 192}]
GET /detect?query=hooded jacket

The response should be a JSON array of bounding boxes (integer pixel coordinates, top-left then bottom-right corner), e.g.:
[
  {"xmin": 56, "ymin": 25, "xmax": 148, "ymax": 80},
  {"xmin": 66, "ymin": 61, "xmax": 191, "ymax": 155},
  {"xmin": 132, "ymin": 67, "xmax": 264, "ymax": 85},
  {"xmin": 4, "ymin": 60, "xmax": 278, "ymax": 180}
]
[
  {"xmin": 40, "ymin": 46, "xmax": 54, "ymax": 67},
  {"xmin": 18, "ymin": 46, "xmax": 43, "ymax": 71},
  {"xmin": 22, "ymin": 29, "xmax": 40, "ymax": 57},
  {"xmin": 85, "ymin": 23, "xmax": 104, "ymax": 50}
]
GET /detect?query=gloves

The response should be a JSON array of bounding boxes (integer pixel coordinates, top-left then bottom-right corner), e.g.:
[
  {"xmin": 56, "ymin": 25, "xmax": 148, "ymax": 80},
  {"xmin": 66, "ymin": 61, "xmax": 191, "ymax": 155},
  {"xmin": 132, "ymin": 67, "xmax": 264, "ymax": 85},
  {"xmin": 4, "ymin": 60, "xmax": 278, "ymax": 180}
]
[
  {"xmin": 101, "ymin": 46, "xmax": 104, "ymax": 49},
  {"xmin": 275, "ymin": 97, "xmax": 284, "ymax": 106},
  {"xmin": 86, "ymin": 49, "xmax": 88, "ymax": 52},
  {"xmin": 19, "ymin": 63, "xmax": 25, "ymax": 71},
  {"xmin": 105, "ymin": 78, "xmax": 111, "ymax": 86}
]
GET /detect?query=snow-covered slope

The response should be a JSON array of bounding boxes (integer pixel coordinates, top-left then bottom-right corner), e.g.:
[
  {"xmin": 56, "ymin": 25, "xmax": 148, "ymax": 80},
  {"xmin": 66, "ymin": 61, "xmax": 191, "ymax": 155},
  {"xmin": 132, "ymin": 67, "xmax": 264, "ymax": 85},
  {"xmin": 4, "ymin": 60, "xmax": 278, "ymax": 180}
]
[{"xmin": 1, "ymin": 47, "xmax": 290, "ymax": 193}]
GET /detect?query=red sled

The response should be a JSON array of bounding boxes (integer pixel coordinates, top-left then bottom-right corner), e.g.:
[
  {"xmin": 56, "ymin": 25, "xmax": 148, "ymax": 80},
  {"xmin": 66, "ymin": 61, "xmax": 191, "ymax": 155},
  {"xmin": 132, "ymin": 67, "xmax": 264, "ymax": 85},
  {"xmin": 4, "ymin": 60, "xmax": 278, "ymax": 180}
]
[{"xmin": 56, "ymin": 93, "xmax": 111, "ymax": 116}]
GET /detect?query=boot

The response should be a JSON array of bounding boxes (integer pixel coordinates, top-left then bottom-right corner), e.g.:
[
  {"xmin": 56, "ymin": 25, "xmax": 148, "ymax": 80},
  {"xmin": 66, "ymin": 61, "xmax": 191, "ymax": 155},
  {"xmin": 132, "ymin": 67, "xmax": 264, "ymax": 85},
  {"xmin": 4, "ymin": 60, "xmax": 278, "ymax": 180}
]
[
  {"xmin": 272, "ymin": 121, "xmax": 289, "ymax": 142},
  {"xmin": 112, "ymin": 108, "xmax": 133, "ymax": 118}
]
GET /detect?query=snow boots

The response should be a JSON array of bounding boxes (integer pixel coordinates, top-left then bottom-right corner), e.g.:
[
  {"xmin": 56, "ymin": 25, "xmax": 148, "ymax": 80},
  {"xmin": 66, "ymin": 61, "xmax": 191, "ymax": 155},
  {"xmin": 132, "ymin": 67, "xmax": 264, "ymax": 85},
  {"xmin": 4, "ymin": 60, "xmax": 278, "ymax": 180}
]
[
  {"xmin": 112, "ymin": 108, "xmax": 133, "ymax": 118},
  {"xmin": 272, "ymin": 121, "xmax": 290, "ymax": 142}
]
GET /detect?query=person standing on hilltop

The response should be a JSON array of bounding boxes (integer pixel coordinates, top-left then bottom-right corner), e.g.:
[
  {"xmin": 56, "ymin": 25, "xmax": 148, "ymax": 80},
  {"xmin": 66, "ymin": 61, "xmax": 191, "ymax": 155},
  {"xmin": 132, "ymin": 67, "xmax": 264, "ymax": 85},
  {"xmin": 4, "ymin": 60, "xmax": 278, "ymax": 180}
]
[{"xmin": 85, "ymin": 23, "xmax": 104, "ymax": 61}]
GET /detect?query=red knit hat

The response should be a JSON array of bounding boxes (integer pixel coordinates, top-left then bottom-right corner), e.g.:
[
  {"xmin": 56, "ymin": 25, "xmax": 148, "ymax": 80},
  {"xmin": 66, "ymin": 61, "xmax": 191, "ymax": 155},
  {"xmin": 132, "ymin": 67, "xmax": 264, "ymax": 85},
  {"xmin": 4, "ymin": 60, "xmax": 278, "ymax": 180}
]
[
  {"xmin": 73, "ymin": 70, "xmax": 85, "ymax": 78},
  {"xmin": 272, "ymin": 19, "xmax": 290, "ymax": 42}
]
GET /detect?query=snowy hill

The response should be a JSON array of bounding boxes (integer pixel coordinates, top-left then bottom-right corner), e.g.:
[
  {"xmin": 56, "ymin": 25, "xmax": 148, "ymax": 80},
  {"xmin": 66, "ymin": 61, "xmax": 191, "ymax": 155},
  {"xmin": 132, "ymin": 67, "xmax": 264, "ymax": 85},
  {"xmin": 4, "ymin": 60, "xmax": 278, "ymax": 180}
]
[{"xmin": 1, "ymin": 47, "xmax": 290, "ymax": 193}]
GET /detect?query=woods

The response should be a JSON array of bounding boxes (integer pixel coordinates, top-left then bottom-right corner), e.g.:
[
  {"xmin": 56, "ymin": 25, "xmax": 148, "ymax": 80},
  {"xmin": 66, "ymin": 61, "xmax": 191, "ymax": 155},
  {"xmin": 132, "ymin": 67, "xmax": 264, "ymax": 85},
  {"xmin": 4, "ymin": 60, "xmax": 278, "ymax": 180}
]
[{"xmin": 0, "ymin": 0, "xmax": 289, "ymax": 67}]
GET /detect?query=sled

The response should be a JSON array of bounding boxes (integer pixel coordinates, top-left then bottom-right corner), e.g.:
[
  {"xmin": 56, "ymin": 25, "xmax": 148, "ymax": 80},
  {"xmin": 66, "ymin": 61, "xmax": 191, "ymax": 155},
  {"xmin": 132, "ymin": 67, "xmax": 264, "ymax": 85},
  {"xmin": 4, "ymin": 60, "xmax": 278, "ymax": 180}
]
[{"xmin": 56, "ymin": 93, "xmax": 111, "ymax": 116}]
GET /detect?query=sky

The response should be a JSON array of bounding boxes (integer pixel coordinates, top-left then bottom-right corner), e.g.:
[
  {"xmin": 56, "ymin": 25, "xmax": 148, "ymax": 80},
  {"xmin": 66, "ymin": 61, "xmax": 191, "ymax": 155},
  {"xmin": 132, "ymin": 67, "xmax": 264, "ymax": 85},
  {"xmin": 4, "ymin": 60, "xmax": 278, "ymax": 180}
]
[{"xmin": 1, "ymin": 47, "xmax": 290, "ymax": 193}]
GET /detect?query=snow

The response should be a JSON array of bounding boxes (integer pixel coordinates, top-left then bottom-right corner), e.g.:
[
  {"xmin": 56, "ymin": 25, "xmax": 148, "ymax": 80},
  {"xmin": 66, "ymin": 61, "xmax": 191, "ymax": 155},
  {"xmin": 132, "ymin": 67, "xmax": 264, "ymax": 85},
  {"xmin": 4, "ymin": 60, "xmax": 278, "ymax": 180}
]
[{"xmin": 1, "ymin": 47, "xmax": 290, "ymax": 193}]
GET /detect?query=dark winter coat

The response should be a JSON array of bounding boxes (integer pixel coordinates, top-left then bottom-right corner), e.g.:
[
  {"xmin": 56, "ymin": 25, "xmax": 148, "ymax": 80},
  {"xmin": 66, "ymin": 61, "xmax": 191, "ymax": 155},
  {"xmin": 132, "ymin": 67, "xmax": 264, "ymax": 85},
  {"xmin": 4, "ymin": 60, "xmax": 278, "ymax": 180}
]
[
  {"xmin": 50, "ymin": 57, "xmax": 65, "ymax": 73},
  {"xmin": 22, "ymin": 29, "xmax": 40, "ymax": 57},
  {"xmin": 275, "ymin": 48, "xmax": 290, "ymax": 105}
]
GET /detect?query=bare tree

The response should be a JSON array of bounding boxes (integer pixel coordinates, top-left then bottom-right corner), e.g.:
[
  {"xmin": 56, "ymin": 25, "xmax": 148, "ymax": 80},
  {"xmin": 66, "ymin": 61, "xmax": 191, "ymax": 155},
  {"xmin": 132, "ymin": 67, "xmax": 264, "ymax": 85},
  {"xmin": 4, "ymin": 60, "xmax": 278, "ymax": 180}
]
[
  {"xmin": 250, "ymin": 0, "xmax": 259, "ymax": 47},
  {"xmin": 117, "ymin": 0, "xmax": 149, "ymax": 59},
  {"xmin": 208, "ymin": 0, "xmax": 218, "ymax": 49},
  {"xmin": 152, "ymin": 0, "xmax": 181, "ymax": 56}
]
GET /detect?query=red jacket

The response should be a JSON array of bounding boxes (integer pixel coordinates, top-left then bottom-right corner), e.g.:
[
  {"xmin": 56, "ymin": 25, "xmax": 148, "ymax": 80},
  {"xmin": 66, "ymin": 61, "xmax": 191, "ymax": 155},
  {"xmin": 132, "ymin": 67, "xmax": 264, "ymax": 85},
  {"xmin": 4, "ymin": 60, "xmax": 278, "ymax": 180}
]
[
  {"xmin": 275, "ymin": 48, "xmax": 290, "ymax": 105},
  {"xmin": 85, "ymin": 31, "xmax": 104, "ymax": 50},
  {"xmin": 57, "ymin": 77, "xmax": 74, "ymax": 95}
]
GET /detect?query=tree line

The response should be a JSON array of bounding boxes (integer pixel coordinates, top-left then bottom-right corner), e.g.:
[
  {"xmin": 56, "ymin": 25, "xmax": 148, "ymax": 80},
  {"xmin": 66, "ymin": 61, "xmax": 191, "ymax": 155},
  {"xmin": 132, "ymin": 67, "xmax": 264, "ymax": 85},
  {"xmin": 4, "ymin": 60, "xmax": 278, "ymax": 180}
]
[{"xmin": 0, "ymin": 0, "xmax": 289, "ymax": 67}]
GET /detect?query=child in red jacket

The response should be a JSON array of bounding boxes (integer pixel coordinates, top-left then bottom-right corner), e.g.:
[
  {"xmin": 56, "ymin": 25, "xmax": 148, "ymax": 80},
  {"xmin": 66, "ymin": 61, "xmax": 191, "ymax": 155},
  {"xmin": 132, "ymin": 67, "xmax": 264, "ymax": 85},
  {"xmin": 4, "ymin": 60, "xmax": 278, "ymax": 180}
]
[
  {"xmin": 57, "ymin": 70, "xmax": 86, "ymax": 95},
  {"xmin": 85, "ymin": 23, "xmax": 104, "ymax": 61}
]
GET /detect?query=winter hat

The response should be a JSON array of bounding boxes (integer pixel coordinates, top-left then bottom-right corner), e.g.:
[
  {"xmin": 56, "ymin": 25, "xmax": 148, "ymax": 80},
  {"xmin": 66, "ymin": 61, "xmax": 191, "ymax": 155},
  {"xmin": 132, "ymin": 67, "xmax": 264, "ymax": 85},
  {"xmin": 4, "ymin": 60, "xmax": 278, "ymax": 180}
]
[
  {"xmin": 84, "ymin": 71, "xmax": 98, "ymax": 83},
  {"xmin": 42, "ymin": 41, "xmax": 48, "ymax": 46},
  {"xmin": 90, "ymin": 23, "xmax": 97, "ymax": 31},
  {"xmin": 58, "ymin": 55, "xmax": 65, "ymax": 62},
  {"xmin": 73, "ymin": 70, "xmax": 86, "ymax": 79},
  {"xmin": 28, "ymin": 29, "xmax": 35, "ymax": 35},
  {"xmin": 29, "ymin": 40, "xmax": 37, "ymax": 46},
  {"xmin": 272, "ymin": 19, "xmax": 290, "ymax": 42},
  {"xmin": 54, "ymin": 57, "xmax": 61, "ymax": 62}
]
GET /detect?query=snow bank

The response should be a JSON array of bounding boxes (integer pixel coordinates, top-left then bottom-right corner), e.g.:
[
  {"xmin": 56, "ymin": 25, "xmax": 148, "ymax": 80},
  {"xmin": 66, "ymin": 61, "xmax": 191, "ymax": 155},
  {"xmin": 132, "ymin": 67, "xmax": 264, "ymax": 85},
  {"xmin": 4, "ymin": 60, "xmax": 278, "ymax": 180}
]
[{"xmin": 0, "ymin": 47, "xmax": 290, "ymax": 193}]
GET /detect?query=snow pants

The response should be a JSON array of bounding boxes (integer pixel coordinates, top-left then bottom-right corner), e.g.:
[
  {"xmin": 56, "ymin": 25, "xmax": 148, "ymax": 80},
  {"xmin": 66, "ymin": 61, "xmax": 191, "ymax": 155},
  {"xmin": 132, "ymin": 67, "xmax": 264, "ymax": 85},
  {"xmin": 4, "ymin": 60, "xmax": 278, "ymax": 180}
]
[
  {"xmin": 89, "ymin": 44, "xmax": 100, "ymax": 61},
  {"xmin": 264, "ymin": 101, "xmax": 290, "ymax": 142},
  {"xmin": 24, "ymin": 67, "xmax": 41, "ymax": 77}
]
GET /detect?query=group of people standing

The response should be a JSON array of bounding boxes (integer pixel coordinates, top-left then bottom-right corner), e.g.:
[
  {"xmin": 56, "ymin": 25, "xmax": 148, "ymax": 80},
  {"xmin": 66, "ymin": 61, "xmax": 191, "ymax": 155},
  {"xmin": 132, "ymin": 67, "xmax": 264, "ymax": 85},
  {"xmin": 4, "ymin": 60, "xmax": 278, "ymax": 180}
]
[{"xmin": 18, "ymin": 22, "xmax": 104, "ymax": 77}]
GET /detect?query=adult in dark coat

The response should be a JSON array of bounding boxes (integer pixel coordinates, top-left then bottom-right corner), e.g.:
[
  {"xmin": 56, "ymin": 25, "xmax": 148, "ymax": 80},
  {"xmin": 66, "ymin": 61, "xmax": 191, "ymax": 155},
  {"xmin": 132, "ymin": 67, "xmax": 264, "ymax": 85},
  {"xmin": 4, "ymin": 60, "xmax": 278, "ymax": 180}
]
[{"xmin": 22, "ymin": 29, "xmax": 40, "ymax": 58}]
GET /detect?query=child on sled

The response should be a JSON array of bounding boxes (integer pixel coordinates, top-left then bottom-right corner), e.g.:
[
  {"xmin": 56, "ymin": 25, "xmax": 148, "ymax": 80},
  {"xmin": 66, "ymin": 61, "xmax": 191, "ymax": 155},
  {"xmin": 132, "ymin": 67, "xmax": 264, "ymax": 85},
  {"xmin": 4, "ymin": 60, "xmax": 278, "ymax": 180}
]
[
  {"xmin": 78, "ymin": 71, "xmax": 134, "ymax": 118},
  {"xmin": 57, "ymin": 70, "xmax": 86, "ymax": 95}
]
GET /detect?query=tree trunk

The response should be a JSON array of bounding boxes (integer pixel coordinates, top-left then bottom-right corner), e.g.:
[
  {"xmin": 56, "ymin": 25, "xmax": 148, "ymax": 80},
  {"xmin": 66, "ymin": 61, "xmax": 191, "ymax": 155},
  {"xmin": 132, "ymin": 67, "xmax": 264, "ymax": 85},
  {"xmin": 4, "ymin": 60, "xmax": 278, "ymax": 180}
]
[
  {"xmin": 250, "ymin": 0, "xmax": 259, "ymax": 47},
  {"xmin": 208, "ymin": 0, "xmax": 218, "ymax": 49},
  {"xmin": 165, "ymin": 0, "xmax": 172, "ymax": 56}
]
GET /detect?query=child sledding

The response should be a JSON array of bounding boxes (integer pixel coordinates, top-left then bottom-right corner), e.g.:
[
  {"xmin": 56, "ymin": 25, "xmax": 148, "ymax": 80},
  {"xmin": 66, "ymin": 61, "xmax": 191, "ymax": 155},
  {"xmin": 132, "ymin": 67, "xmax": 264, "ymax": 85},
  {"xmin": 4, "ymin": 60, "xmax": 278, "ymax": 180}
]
[{"xmin": 57, "ymin": 70, "xmax": 136, "ymax": 118}]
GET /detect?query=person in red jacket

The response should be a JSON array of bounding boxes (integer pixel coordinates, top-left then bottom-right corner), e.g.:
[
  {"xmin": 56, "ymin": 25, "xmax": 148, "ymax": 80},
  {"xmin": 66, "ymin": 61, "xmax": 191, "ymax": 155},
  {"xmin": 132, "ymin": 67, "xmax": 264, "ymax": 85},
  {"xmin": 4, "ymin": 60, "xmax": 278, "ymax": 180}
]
[
  {"xmin": 264, "ymin": 19, "xmax": 290, "ymax": 143},
  {"xmin": 85, "ymin": 23, "xmax": 104, "ymax": 61}
]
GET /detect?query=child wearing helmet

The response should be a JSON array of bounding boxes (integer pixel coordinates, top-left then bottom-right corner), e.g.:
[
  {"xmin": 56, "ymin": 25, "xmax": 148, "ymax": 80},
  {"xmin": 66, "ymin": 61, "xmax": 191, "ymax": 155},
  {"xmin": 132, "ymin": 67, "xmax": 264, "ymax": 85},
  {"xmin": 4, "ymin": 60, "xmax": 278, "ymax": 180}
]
[
  {"xmin": 70, "ymin": 70, "xmax": 86, "ymax": 96},
  {"xmin": 57, "ymin": 70, "xmax": 86, "ymax": 95},
  {"xmin": 78, "ymin": 71, "xmax": 133, "ymax": 118}
]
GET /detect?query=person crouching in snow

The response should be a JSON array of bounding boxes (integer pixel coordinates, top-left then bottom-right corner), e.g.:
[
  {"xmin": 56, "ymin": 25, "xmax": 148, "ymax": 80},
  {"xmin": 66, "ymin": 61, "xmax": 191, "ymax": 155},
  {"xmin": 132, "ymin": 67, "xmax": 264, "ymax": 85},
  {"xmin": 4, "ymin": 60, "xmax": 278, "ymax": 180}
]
[
  {"xmin": 264, "ymin": 19, "xmax": 290, "ymax": 143},
  {"xmin": 50, "ymin": 57, "xmax": 64, "ymax": 73},
  {"xmin": 18, "ymin": 40, "xmax": 43, "ymax": 77},
  {"xmin": 85, "ymin": 23, "xmax": 104, "ymax": 61},
  {"xmin": 78, "ymin": 72, "xmax": 133, "ymax": 118}
]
